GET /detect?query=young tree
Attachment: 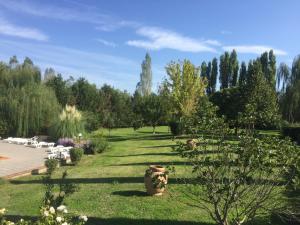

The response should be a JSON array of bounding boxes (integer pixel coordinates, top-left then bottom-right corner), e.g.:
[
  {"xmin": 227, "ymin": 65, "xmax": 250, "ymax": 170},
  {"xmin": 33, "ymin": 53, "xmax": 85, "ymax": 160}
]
[
  {"xmin": 136, "ymin": 53, "xmax": 152, "ymax": 96},
  {"xmin": 141, "ymin": 93, "xmax": 164, "ymax": 134},
  {"xmin": 165, "ymin": 60, "xmax": 206, "ymax": 119}
]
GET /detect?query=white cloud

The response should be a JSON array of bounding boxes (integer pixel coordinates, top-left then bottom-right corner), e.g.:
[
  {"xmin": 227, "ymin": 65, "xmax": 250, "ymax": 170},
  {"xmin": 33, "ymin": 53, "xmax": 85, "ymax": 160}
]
[
  {"xmin": 127, "ymin": 26, "xmax": 217, "ymax": 53},
  {"xmin": 0, "ymin": 18, "xmax": 48, "ymax": 41},
  {"xmin": 0, "ymin": 0, "xmax": 139, "ymax": 31},
  {"xmin": 203, "ymin": 39, "xmax": 222, "ymax": 46},
  {"xmin": 96, "ymin": 38, "xmax": 117, "ymax": 47},
  {"xmin": 222, "ymin": 45, "xmax": 287, "ymax": 56}
]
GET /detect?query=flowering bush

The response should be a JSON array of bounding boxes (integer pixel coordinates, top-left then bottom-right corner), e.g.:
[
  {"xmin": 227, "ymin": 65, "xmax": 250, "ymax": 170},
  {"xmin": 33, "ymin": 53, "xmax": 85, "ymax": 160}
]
[
  {"xmin": 57, "ymin": 138, "xmax": 75, "ymax": 147},
  {"xmin": 0, "ymin": 205, "xmax": 88, "ymax": 225}
]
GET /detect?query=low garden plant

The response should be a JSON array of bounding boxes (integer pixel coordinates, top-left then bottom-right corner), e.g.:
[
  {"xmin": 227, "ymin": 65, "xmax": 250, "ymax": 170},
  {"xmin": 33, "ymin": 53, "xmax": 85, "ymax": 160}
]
[{"xmin": 70, "ymin": 148, "xmax": 84, "ymax": 165}]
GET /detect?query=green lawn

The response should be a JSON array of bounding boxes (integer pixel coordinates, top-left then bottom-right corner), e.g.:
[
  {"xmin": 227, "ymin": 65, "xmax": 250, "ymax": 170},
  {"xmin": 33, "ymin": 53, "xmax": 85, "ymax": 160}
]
[
  {"xmin": 0, "ymin": 127, "xmax": 284, "ymax": 225},
  {"xmin": 0, "ymin": 126, "xmax": 212, "ymax": 225}
]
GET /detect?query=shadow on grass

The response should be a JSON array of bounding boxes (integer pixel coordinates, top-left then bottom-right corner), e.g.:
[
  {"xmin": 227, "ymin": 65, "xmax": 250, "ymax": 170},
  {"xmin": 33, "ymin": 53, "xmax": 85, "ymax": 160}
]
[
  {"xmin": 5, "ymin": 215, "xmax": 213, "ymax": 225},
  {"xmin": 111, "ymin": 190, "xmax": 147, "ymax": 197},
  {"xmin": 106, "ymin": 152, "xmax": 179, "ymax": 157},
  {"xmin": 9, "ymin": 176, "xmax": 194, "ymax": 185},
  {"xmin": 86, "ymin": 217, "xmax": 213, "ymax": 225}
]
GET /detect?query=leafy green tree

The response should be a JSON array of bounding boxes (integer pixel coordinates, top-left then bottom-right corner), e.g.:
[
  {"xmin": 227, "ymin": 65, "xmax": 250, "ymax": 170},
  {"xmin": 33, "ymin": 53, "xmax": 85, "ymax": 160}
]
[
  {"xmin": 278, "ymin": 56, "xmax": 300, "ymax": 122},
  {"xmin": 141, "ymin": 93, "xmax": 165, "ymax": 134},
  {"xmin": 71, "ymin": 77, "xmax": 99, "ymax": 112},
  {"xmin": 244, "ymin": 60, "xmax": 280, "ymax": 128},
  {"xmin": 229, "ymin": 50, "xmax": 239, "ymax": 86},
  {"xmin": 136, "ymin": 53, "xmax": 152, "ymax": 96},
  {"xmin": 238, "ymin": 61, "xmax": 247, "ymax": 86},
  {"xmin": 210, "ymin": 57, "xmax": 218, "ymax": 94},
  {"xmin": 45, "ymin": 74, "xmax": 73, "ymax": 106},
  {"xmin": 165, "ymin": 60, "xmax": 206, "ymax": 119},
  {"xmin": 174, "ymin": 124, "xmax": 299, "ymax": 225},
  {"xmin": 219, "ymin": 52, "xmax": 231, "ymax": 89}
]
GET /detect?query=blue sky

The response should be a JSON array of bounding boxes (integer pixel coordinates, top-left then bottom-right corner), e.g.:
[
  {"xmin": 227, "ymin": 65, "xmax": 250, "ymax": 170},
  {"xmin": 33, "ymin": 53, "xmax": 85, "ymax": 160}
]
[{"xmin": 0, "ymin": 0, "xmax": 299, "ymax": 92}]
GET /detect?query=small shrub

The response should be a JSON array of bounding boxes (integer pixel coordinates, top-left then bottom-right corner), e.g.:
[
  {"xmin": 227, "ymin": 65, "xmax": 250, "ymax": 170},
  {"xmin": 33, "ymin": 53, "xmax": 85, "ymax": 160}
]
[
  {"xmin": 70, "ymin": 148, "xmax": 84, "ymax": 165},
  {"xmin": 282, "ymin": 125, "xmax": 300, "ymax": 145},
  {"xmin": 82, "ymin": 140, "xmax": 95, "ymax": 155},
  {"xmin": 83, "ymin": 138, "xmax": 109, "ymax": 154},
  {"xmin": 169, "ymin": 120, "xmax": 184, "ymax": 136},
  {"xmin": 45, "ymin": 159, "xmax": 58, "ymax": 175}
]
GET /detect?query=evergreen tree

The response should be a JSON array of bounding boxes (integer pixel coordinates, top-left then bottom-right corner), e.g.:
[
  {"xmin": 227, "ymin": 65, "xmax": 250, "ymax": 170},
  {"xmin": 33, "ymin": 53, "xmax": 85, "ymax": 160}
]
[
  {"xmin": 136, "ymin": 53, "xmax": 152, "ymax": 96},
  {"xmin": 210, "ymin": 58, "xmax": 218, "ymax": 94},
  {"xmin": 238, "ymin": 61, "xmax": 247, "ymax": 86}
]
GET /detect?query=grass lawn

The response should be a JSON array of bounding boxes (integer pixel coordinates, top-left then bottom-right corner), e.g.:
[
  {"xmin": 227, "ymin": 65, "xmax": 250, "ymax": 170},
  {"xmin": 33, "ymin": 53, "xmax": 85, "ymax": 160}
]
[{"xmin": 0, "ymin": 127, "xmax": 282, "ymax": 225}]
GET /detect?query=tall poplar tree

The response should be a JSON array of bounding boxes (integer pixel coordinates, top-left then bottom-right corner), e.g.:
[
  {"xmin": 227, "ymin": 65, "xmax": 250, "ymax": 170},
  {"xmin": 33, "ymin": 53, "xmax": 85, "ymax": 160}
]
[
  {"xmin": 238, "ymin": 61, "xmax": 247, "ymax": 86},
  {"xmin": 219, "ymin": 52, "xmax": 230, "ymax": 89},
  {"xmin": 210, "ymin": 58, "xmax": 218, "ymax": 94},
  {"xmin": 229, "ymin": 50, "xmax": 239, "ymax": 87},
  {"xmin": 136, "ymin": 53, "xmax": 152, "ymax": 96}
]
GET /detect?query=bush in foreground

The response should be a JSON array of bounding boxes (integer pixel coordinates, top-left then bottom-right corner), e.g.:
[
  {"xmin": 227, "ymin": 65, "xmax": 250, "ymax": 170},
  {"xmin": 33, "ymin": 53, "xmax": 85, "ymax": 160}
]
[{"xmin": 70, "ymin": 148, "xmax": 83, "ymax": 165}]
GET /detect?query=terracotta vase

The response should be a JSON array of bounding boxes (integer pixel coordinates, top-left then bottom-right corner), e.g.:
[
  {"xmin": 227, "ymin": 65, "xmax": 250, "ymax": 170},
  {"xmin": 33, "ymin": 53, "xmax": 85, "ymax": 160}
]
[
  {"xmin": 144, "ymin": 165, "xmax": 168, "ymax": 196},
  {"xmin": 186, "ymin": 139, "xmax": 196, "ymax": 150}
]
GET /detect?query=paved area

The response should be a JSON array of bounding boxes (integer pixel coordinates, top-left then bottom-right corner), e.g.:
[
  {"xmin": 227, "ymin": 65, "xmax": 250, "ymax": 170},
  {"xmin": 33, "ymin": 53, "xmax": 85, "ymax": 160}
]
[{"xmin": 0, "ymin": 141, "xmax": 47, "ymax": 178}]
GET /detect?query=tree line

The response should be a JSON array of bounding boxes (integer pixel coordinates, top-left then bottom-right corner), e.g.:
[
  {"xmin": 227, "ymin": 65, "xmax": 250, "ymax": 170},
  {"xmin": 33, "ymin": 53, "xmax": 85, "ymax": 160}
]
[{"xmin": 0, "ymin": 51, "xmax": 299, "ymax": 137}]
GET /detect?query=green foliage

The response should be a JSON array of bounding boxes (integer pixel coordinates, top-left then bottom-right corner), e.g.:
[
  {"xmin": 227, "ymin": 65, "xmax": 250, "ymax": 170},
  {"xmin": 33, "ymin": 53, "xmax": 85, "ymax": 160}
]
[
  {"xmin": 52, "ymin": 105, "xmax": 84, "ymax": 139},
  {"xmin": 140, "ymin": 93, "xmax": 165, "ymax": 133},
  {"xmin": 165, "ymin": 60, "xmax": 206, "ymax": 119},
  {"xmin": 82, "ymin": 111, "xmax": 100, "ymax": 132},
  {"xmin": 174, "ymin": 118, "xmax": 299, "ymax": 225},
  {"xmin": 45, "ymin": 74, "xmax": 73, "ymax": 106},
  {"xmin": 169, "ymin": 120, "xmax": 184, "ymax": 136},
  {"xmin": 70, "ymin": 148, "xmax": 84, "ymax": 165},
  {"xmin": 45, "ymin": 159, "xmax": 59, "ymax": 175}
]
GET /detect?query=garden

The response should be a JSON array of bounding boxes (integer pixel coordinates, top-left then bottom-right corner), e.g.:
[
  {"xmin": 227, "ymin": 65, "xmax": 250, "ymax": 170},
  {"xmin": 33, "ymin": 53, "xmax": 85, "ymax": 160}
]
[{"xmin": 0, "ymin": 51, "xmax": 299, "ymax": 225}]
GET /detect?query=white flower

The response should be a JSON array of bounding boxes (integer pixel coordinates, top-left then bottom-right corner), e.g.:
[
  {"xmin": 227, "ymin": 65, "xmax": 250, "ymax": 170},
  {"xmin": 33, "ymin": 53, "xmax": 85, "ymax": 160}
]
[
  {"xmin": 0, "ymin": 208, "xmax": 6, "ymax": 214},
  {"xmin": 49, "ymin": 207, "xmax": 55, "ymax": 214},
  {"xmin": 63, "ymin": 209, "xmax": 68, "ymax": 214},
  {"xmin": 43, "ymin": 211, "xmax": 49, "ymax": 217},
  {"xmin": 57, "ymin": 205, "xmax": 66, "ymax": 212},
  {"xmin": 79, "ymin": 215, "xmax": 88, "ymax": 222},
  {"xmin": 56, "ymin": 216, "xmax": 63, "ymax": 222}
]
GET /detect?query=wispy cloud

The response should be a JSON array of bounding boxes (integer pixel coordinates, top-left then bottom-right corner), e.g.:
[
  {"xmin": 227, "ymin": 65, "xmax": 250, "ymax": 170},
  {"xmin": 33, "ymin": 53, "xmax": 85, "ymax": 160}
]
[
  {"xmin": 0, "ymin": 18, "xmax": 48, "ymax": 41},
  {"xmin": 127, "ymin": 26, "xmax": 217, "ymax": 53},
  {"xmin": 96, "ymin": 38, "xmax": 117, "ymax": 47},
  {"xmin": 0, "ymin": 0, "xmax": 139, "ymax": 31},
  {"xmin": 222, "ymin": 45, "xmax": 287, "ymax": 56}
]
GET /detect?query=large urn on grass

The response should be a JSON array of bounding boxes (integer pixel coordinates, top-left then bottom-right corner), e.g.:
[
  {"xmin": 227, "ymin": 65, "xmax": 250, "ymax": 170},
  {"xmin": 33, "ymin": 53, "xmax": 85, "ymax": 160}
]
[{"xmin": 144, "ymin": 165, "xmax": 168, "ymax": 196}]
